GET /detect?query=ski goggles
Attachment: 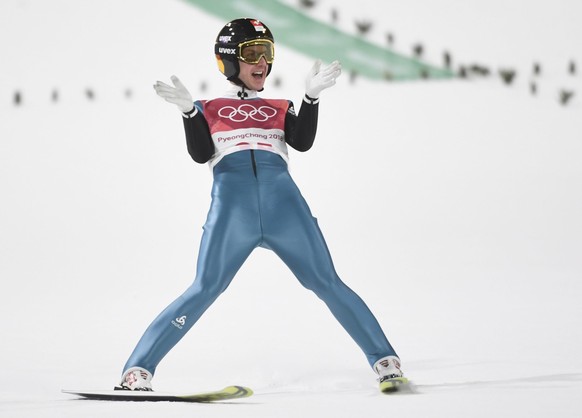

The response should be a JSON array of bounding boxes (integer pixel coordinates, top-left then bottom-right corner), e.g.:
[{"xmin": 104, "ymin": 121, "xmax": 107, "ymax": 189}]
[{"xmin": 238, "ymin": 39, "xmax": 275, "ymax": 64}]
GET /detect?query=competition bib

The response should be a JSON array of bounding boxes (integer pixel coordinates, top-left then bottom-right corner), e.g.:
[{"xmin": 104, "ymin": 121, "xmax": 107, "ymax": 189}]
[{"xmin": 200, "ymin": 98, "xmax": 290, "ymax": 166}]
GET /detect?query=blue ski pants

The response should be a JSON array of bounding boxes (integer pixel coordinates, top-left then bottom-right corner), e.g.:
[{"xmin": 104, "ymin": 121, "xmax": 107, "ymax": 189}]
[{"xmin": 123, "ymin": 150, "xmax": 397, "ymax": 375}]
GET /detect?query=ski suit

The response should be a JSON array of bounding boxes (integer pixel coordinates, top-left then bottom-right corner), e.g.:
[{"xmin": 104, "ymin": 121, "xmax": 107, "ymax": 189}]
[{"xmin": 123, "ymin": 86, "xmax": 397, "ymax": 375}]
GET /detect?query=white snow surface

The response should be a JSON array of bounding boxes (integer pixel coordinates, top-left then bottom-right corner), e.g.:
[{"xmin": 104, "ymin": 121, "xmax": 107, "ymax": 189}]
[{"xmin": 1, "ymin": 0, "xmax": 581, "ymax": 417}]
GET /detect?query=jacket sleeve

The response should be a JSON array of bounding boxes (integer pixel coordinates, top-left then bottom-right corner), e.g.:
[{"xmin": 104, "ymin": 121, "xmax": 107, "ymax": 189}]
[
  {"xmin": 285, "ymin": 95, "xmax": 319, "ymax": 152},
  {"xmin": 182, "ymin": 102, "xmax": 215, "ymax": 164}
]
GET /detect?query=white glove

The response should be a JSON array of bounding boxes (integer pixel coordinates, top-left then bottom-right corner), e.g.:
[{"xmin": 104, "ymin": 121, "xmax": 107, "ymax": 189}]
[
  {"xmin": 153, "ymin": 75, "xmax": 193, "ymax": 113},
  {"xmin": 305, "ymin": 60, "xmax": 342, "ymax": 98}
]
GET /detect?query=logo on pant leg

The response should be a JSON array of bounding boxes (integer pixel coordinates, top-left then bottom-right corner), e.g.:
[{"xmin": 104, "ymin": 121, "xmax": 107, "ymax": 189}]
[{"xmin": 172, "ymin": 316, "xmax": 187, "ymax": 329}]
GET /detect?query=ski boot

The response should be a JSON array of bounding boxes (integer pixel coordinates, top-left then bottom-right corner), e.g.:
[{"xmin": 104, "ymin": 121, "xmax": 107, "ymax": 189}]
[
  {"xmin": 115, "ymin": 367, "xmax": 154, "ymax": 391},
  {"xmin": 373, "ymin": 356, "xmax": 409, "ymax": 393}
]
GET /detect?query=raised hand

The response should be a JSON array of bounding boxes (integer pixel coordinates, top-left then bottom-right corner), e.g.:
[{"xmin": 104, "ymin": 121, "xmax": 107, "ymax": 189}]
[
  {"xmin": 153, "ymin": 75, "xmax": 194, "ymax": 113},
  {"xmin": 305, "ymin": 60, "xmax": 342, "ymax": 98}
]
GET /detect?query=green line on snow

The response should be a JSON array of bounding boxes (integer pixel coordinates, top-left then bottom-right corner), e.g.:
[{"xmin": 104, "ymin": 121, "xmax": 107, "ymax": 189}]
[{"xmin": 181, "ymin": 0, "xmax": 454, "ymax": 81}]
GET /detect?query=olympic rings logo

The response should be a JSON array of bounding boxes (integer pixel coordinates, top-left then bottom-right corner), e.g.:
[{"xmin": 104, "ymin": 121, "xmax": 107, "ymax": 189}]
[{"xmin": 218, "ymin": 104, "xmax": 278, "ymax": 122}]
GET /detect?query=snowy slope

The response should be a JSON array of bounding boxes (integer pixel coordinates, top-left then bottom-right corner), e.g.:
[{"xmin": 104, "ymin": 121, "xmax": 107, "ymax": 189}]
[{"xmin": 1, "ymin": 0, "xmax": 581, "ymax": 417}]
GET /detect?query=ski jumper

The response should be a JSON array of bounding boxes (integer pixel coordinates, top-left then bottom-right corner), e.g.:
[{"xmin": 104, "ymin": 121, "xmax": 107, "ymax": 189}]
[{"xmin": 123, "ymin": 87, "xmax": 398, "ymax": 375}]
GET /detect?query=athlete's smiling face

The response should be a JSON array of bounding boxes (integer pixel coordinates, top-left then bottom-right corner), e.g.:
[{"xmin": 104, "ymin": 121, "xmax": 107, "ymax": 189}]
[{"xmin": 238, "ymin": 56, "xmax": 269, "ymax": 91}]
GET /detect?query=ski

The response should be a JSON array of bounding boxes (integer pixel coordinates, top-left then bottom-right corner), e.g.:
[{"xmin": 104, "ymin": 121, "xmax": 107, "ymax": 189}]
[
  {"xmin": 379, "ymin": 377, "xmax": 410, "ymax": 393},
  {"xmin": 62, "ymin": 385, "xmax": 253, "ymax": 403}
]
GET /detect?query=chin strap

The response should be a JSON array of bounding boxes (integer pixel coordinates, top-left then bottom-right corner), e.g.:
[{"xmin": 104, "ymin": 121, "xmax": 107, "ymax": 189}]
[{"xmin": 237, "ymin": 85, "xmax": 249, "ymax": 99}]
